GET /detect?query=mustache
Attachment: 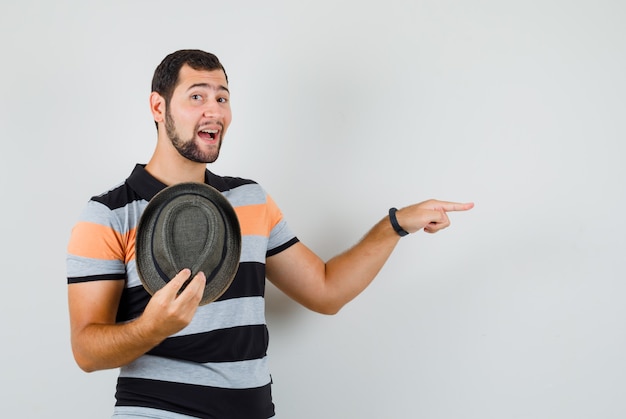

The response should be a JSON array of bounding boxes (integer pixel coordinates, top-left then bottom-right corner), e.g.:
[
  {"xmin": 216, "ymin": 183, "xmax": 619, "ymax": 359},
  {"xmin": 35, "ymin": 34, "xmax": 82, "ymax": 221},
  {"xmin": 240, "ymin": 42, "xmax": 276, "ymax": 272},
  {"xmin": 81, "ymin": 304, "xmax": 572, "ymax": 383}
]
[{"xmin": 197, "ymin": 121, "xmax": 224, "ymax": 131}]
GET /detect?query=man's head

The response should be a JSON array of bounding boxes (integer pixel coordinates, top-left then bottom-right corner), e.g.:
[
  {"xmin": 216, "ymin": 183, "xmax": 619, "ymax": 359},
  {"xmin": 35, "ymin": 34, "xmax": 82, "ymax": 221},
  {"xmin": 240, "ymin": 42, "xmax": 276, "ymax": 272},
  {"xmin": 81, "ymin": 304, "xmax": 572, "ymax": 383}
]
[
  {"xmin": 149, "ymin": 49, "xmax": 232, "ymax": 164},
  {"xmin": 152, "ymin": 49, "xmax": 228, "ymax": 106}
]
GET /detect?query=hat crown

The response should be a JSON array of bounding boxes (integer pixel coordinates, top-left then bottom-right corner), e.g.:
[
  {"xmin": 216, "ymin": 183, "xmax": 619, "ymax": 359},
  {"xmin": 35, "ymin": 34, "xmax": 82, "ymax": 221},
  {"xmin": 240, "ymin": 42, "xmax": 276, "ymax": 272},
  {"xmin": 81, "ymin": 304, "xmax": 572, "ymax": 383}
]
[
  {"xmin": 136, "ymin": 182, "xmax": 241, "ymax": 305},
  {"xmin": 152, "ymin": 196, "xmax": 226, "ymax": 281}
]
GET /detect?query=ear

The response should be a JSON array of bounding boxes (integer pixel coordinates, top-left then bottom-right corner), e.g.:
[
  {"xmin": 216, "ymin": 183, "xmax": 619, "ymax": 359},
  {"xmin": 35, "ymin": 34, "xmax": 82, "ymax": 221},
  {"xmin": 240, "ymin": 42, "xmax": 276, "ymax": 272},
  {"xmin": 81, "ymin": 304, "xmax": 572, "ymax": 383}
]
[{"xmin": 150, "ymin": 92, "xmax": 166, "ymax": 125}]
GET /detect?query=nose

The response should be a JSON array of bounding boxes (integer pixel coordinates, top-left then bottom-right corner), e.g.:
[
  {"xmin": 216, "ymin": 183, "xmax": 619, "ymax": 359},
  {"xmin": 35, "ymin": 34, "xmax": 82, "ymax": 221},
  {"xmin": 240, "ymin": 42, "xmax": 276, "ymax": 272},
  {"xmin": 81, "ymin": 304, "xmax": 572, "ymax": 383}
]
[{"xmin": 202, "ymin": 99, "xmax": 222, "ymax": 119}]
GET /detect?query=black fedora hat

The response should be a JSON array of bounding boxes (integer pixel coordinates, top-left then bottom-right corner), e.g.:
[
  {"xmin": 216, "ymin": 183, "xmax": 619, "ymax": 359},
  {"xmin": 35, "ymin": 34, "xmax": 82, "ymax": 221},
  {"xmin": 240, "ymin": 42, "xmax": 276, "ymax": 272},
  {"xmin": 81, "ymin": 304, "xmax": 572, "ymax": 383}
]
[{"xmin": 136, "ymin": 182, "xmax": 241, "ymax": 305}]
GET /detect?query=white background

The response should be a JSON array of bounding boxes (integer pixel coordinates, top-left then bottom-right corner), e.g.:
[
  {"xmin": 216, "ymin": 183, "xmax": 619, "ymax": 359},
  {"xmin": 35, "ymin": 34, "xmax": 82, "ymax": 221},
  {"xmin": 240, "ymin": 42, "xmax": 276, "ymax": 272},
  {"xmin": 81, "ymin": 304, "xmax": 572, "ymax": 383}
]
[{"xmin": 2, "ymin": 1, "xmax": 625, "ymax": 418}]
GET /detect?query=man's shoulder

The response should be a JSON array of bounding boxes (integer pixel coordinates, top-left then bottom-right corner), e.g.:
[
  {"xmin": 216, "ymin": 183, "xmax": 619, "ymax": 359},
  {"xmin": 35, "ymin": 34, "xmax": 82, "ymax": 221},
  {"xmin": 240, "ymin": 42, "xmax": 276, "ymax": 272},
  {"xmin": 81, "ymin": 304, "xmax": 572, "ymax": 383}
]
[
  {"xmin": 207, "ymin": 171, "xmax": 260, "ymax": 191},
  {"xmin": 222, "ymin": 176, "xmax": 259, "ymax": 189},
  {"xmin": 89, "ymin": 164, "xmax": 150, "ymax": 210},
  {"xmin": 89, "ymin": 179, "xmax": 140, "ymax": 211}
]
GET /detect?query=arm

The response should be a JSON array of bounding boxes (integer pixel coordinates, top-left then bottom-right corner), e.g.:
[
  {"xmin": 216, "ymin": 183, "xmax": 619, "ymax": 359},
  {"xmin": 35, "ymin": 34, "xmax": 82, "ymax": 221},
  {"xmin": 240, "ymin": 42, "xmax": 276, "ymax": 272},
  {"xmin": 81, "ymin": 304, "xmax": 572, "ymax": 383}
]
[
  {"xmin": 68, "ymin": 269, "xmax": 206, "ymax": 372},
  {"xmin": 265, "ymin": 199, "xmax": 473, "ymax": 315}
]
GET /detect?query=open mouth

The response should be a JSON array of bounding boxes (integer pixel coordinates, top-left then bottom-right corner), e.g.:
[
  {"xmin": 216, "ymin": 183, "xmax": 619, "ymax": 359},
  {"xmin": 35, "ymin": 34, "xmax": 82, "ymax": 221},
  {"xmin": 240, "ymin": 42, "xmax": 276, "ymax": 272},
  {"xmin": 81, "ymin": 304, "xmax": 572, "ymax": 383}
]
[{"xmin": 198, "ymin": 129, "xmax": 219, "ymax": 141}]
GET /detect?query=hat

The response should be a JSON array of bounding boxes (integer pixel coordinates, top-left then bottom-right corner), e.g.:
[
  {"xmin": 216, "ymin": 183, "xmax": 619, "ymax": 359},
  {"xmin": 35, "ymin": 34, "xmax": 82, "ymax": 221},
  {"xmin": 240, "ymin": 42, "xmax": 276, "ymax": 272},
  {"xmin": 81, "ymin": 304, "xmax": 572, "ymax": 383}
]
[{"xmin": 135, "ymin": 182, "xmax": 241, "ymax": 305}]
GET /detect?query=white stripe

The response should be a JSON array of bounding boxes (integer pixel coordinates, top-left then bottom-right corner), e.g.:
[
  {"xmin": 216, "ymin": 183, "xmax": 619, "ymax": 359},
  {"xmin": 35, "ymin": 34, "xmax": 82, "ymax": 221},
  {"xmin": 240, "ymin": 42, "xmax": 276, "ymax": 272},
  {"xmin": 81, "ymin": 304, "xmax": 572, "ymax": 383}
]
[
  {"xmin": 67, "ymin": 255, "xmax": 125, "ymax": 278},
  {"xmin": 78, "ymin": 199, "xmax": 148, "ymax": 234},
  {"xmin": 172, "ymin": 296, "xmax": 266, "ymax": 336},
  {"xmin": 126, "ymin": 259, "xmax": 141, "ymax": 287},
  {"xmin": 113, "ymin": 406, "xmax": 198, "ymax": 418},
  {"xmin": 240, "ymin": 235, "xmax": 269, "ymax": 263},
  {"xmin": 268, "ymin": 220, "xmax": 296, "ymax": 250},
  {"xmin": 119, "ymin": 354, "xmax": 271, "ymax": 389},
  {"xmin": 112, "ymin": 200, "xmax": 148, "ymax": 232},
  {"xmin": 223, "ymin": 183, "xmax": 267, "ymax": 207}
]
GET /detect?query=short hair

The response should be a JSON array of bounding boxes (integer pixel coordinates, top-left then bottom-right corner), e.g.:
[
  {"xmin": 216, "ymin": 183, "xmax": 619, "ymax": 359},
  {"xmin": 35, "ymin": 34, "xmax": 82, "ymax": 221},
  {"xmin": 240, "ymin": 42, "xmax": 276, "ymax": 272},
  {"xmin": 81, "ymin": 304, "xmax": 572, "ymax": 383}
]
[{"xmin": 151, "ymin": 49, "xmax": 228, "ymax": 104}]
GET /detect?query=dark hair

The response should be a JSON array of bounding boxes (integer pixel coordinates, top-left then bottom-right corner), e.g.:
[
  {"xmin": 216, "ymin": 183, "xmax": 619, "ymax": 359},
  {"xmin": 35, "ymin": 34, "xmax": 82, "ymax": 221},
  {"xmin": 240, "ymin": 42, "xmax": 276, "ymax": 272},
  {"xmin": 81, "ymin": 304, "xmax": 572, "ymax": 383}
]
[{"xmin": 151, "ymin": 49, "xmax": 228, "ymax": 104}]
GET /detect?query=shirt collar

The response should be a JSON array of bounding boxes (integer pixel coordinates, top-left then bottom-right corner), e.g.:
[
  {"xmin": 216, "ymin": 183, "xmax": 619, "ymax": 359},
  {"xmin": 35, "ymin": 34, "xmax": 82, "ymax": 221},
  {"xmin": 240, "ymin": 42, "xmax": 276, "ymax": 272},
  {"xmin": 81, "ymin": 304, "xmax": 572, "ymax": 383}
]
[{"xmin": 126, "ymin": 164, "xmax": 230, "ymax": 202}]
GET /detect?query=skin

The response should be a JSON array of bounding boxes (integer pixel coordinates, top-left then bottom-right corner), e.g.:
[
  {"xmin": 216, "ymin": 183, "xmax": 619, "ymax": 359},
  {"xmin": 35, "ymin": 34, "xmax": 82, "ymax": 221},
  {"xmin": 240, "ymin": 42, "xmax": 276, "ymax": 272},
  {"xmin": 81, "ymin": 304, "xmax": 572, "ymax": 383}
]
[{"xmin": 68, "ymin": 64, "xmax": 474, "ymax": 372}]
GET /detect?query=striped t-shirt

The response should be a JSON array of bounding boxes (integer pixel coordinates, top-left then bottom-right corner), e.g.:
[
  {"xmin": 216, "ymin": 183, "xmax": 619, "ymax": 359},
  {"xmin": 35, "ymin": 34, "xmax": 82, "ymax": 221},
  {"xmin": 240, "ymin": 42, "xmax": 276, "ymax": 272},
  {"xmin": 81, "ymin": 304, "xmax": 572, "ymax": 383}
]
[{"xmin": 67, "ymin": 164, "xmax": 299, "ymax": 418}]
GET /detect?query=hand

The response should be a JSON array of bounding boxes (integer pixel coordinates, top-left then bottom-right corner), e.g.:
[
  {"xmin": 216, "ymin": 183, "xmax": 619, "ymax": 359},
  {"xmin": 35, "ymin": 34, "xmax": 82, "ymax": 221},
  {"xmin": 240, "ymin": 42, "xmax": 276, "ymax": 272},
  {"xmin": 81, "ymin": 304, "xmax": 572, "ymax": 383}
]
[
  {"xmin": 397, "ymin": 200, "xmax": 474, "ymax": 234},
  {"xmin": 140, "ymin": 269, "xmax": 206, "ymax": 339}
]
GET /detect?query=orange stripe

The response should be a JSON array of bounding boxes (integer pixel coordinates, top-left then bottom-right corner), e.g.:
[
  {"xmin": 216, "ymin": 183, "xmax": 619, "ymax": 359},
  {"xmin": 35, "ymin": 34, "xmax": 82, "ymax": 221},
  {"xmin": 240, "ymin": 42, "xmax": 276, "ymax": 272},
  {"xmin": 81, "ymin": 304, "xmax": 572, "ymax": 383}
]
[
  {"xmin": 126, "ymin": 227, "xmax": 136, "ymax": 264},
  {"xmin": 234, "ymin": 196, "xmax": 284, "ymax": 237},
  {"xmin": 67, "ymin": 221, "xmax": 136, "ymax": 263},
  {"xmin": 235, "ymin": 204, "xmax": 269, "ymax": 237},
  {"xmin": 264, "ymin": 194, "xmax": 283, "ymax": 226}
]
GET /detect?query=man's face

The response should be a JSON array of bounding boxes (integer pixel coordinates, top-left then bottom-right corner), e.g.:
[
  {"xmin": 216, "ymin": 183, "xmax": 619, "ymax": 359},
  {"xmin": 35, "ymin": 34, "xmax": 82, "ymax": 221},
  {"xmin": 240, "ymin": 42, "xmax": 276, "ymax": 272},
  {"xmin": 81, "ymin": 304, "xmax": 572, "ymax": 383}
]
[{"xmin": 164, "ymin": 65, "xmax": 232, "ymax": 163}]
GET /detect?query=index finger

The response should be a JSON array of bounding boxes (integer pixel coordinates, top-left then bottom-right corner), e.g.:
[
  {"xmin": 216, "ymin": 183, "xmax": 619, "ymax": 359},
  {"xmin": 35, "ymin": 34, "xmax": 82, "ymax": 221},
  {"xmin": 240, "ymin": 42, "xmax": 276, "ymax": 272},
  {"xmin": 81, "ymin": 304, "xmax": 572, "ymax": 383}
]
[
  {"xmin": 179, "ymin": 271, "xmax": 206, "ymax": 297},
  {"xmin": 166, "ymin": 268, "xmax": 192, "ymax": 291},
  {"xmin": 436, "ymin": 201, "xmax": 475, "ymax": 212}
]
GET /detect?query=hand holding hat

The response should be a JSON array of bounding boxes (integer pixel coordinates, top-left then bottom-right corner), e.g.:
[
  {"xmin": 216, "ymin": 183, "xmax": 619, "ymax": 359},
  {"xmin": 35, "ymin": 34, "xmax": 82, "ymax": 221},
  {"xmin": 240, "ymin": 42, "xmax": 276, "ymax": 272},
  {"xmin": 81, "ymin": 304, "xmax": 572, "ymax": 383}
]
[
  {"xmin": 140, "ymin": 268, "xmax": 207, "ymax": 338},
  {"xmin": 136, "ymin": 182, "xmax": 242, "ymax": 305}
]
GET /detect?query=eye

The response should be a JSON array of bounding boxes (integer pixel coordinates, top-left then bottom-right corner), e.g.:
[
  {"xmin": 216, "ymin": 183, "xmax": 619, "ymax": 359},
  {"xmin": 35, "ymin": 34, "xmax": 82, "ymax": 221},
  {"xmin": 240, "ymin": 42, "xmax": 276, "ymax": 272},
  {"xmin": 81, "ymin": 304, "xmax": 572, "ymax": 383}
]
[
  {"xmin": 191, "ymin": 94, "xmax": 203, "ymax": 101},
  {"xmin": 217, "ymin": 97, "xmax": 229, "ymax": 103}
]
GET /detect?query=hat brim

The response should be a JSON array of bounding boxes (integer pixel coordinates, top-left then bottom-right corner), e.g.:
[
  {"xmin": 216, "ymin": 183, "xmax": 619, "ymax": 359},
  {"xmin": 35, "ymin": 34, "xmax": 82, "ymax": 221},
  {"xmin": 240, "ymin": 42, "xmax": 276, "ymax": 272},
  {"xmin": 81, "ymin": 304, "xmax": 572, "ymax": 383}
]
[{"xmin": 136, "ymin": 182, "xmax": 241, "ymax": 305}]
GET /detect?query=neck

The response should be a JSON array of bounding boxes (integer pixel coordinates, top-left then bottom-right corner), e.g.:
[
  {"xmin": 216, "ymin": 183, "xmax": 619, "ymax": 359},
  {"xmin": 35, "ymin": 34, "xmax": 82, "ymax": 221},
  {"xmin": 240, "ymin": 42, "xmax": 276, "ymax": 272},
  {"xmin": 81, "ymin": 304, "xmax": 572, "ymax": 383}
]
[{"xmin": 145, "ymin": 147, "xmax": 207, "ymax": 186}]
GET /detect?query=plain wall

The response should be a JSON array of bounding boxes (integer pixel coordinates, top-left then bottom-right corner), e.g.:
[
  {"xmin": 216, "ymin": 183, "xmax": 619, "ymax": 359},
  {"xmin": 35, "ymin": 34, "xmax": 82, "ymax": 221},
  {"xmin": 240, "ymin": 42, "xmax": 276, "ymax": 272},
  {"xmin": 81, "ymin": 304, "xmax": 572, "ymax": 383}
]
[{"xmin": 2, "ymin": 0, "xmax": 626, "ymax": 417}]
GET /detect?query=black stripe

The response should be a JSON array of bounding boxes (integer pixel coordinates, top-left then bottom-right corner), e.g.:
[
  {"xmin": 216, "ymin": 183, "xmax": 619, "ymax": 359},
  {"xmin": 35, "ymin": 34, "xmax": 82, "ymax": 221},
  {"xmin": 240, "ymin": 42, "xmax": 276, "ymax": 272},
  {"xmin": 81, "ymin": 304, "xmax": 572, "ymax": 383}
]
[
  {"xmin": 217, "ymin": 262, "xmax": 266, "ymax": 301},
  {"xmin": 148, "ymin": 324, "xmax": 269, "ymax": 363},
  {"xmin": 67, "ymin": 274, "xmax": 125, "ymax": 284},
  {"xmin": 115, "ymin": 377, "xmax": 275, "ymax": 419},
  {"xmin": 267, "ymin": 237, "xmax": 299, "ymax": 257},
  {"xmin": 91, "ymin": 180, "xmax": 143, "ymax": 210},
  {"xmin": 207, "ymin": 171, "xmax": 258, "ymax": 191},
  {"xmin": 117, "ymin": 285, "xmax": 151, "ymax": 322}
]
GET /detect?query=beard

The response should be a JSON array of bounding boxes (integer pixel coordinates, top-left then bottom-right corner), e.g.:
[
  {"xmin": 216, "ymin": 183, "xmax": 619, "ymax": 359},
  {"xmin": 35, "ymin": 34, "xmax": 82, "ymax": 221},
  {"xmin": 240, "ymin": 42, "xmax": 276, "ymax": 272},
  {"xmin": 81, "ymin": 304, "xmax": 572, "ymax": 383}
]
[{"xmin": 165, "ymin": 108, "xmax": 222, "ymax": 164}]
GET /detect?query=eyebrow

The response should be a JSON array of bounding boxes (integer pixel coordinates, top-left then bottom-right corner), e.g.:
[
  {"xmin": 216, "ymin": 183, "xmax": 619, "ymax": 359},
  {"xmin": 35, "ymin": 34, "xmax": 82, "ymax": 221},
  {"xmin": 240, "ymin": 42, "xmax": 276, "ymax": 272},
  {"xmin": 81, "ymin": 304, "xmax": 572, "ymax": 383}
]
[{"xmin": 186, "ymin": 83, "xmax": 230, "ymax": 94}]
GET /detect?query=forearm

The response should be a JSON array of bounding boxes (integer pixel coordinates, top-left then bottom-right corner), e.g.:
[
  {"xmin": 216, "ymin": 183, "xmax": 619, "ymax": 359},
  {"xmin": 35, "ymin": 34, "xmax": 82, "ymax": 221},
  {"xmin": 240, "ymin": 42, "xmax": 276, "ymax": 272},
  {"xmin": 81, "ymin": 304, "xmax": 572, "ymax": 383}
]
[
  {"xmin": 69, "ymin": 270, "xmax": 205, "ymax": 372},
  {"xmin": 318, "ymin": 215, "xmax": 402, "ymax": 313},
  {"xmin": 71, "ymin": 317, "xmax": 164, "ymax": 372}
]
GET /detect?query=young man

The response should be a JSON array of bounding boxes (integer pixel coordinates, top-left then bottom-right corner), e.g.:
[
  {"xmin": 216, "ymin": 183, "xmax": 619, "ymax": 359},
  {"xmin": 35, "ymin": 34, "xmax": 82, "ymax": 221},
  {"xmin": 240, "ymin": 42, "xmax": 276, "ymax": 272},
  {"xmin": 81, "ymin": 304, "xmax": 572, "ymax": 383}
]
[{"xmin": 67, "ymin": 49, "xmax": 473, "ymax": 418}]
